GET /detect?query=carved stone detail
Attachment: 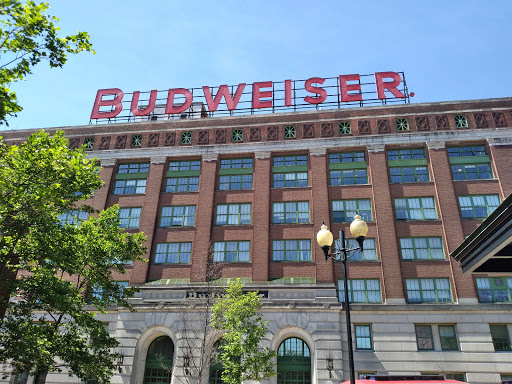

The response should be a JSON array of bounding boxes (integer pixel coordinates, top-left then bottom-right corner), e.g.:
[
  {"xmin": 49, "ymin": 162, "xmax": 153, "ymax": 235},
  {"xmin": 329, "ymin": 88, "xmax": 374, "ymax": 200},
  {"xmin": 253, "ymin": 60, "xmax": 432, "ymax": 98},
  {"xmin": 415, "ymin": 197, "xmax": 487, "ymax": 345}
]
[
  {"xmin": 99, "ymin": 136, "xmax": 111, "ymax": 150},
  {"xmin": 377, "ymin": 119, "xmax": 390, "ymax": 134},
  {"xmin": 249, "ymin": 127, "xmax": 261, "ymax": 141},
  {"xmin": 68, "ymin": 138, "xmax": 80, "ymax": 149},
  {"xmin": 435, "ymin": 115, "xmax": 449, "ymax": 130},
  {"xmin": 148, "ymin": 133, "xmax": 159, "ymax": 147},
  {"xmin": 115, "ymin": 135, "xmax": 127, "ymax": 149},
  {"xmin": 492, "ymin": 112, "xmax": 507, "ymax": 128},
  {"xmin": 267, "ymin": 126, "xmax": 278, "ymax": 140},
  {"xmin": 473, "ymin": 113, "xmax": 488, "ymax": 128},
  {"xmin": 303, "ymin": 124, "xmax": 315, "ymax": 138},
  {"xmin": 415, "ymin": 116, "xmax": 430, "ymax": 131},
  {"xmin": 198, "ymin": 130, "xmax": 209, "ymax": 145},
  {"xmin": 320, "ymin": 123, "xmax": 333, "ymax": 137},
  {"xmin": 214, "ymin": 129, "xmax": 226, "ymax": 144},
  {"xmin": 358, "ymin": 120, "xmax": 371, "ymax": 134},
  {"xmin": 164, "ymin": 132, "xmax": 175, "ymax": 146}
]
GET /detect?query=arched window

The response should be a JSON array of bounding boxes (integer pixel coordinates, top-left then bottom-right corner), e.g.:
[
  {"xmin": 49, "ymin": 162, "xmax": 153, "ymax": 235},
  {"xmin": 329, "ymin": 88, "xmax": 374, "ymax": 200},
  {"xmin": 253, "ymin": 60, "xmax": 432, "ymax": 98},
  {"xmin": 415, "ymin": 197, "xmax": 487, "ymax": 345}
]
[
  {"xmin": 143, "ymin": 336, "xmax": 174, "ymax": 384},
  {"xmin": 277, "ymin": 337, "xmax": 311, "ymax": 384},
  {"xmin": 209, "ymin": 340, "xmax": 225, "ymax": 384}
]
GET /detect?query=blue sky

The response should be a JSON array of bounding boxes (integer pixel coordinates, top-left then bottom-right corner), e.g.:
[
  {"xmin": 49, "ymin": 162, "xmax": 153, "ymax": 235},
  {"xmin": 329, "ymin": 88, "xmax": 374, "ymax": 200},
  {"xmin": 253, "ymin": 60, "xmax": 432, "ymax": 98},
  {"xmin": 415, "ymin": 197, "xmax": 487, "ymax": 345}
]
[{"xmin": 4, "ymin": 0, "xmax": 512, "ymax": 130}]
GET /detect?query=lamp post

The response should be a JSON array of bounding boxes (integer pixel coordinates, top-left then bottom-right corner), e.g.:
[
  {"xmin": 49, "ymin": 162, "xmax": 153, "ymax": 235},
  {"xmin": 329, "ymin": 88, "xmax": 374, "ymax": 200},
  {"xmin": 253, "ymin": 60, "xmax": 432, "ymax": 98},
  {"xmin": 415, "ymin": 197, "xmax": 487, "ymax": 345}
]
[{"xmin": 316, "ymin": 215, "xmax": 368, "ymax": 384}]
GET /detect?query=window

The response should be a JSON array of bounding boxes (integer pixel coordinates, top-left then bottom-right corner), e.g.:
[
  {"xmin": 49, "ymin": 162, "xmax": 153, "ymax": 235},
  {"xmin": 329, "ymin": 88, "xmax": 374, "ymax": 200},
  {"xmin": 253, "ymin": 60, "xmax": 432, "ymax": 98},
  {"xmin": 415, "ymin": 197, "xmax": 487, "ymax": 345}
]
[
  {"xmin": 395, "ymin": 197, "xmax": 437, "ymax": 220},
  {"xmin": 458, "ymin": 194, "xmax": 500, "ymax": 219},
  {"xmin": 84, "ymin": 137, "xmax": 95, "ymax": 150},
  {"xmin": 415, "ymin": 325, "xmax": 457, "ymax": 351},
  {"xmin": 272, "ymin": 155, "xmax": 308, "ymax": 188},
  {"xmin": 396, "ymin": 118, "xmax": 409, "ymax": 131},
  {"xmin": 154, "ymin": 243, "xmax": 192, "ymax": 263},
  {"xmin": 448, "ymin": 145, "xmax": 487, "ymax": 157},
  {"xmin": 415, "ymin": 325, "xmax": 434, "ymax": 350},
  {"xmin": 355, "ymin": 325, "xmax": 372, "ymax": 350},
  {"xmin": 332, "ymin": 199, "xmax": 372, "ymax": 222},
  {"xmin": 502, "ymin": 374, "xmax": 512, "ymax": 382},
  {"xmin": 387, "ymin": 148, "xmax": 426, "ymax": 160},
  {"xmin": 490, "ymin": 325, "xmax": 511, "ymax": 351},
  {"xmin": 114, "ymin": 163, "xmax": 150, "ymax": 195},
  {"xmin": 57, "ymin": 210, "xmax": 88, "ymax": 225},
  {"xmin": 454, "ymin": 114, "xmax": 468, "ymax": 128},
  {"xmin": 330, "ymin": 169, "xmax": 368, "ymax": 185},
  {"xmin": 166, "ymin": 160, "xmax": 201, "ymax": 193},
  {"xmin": 216, "ymin": 203, "xmax": 252, "ymax": 225},
  {"xmin": 273, "ymin": 172, "xmax": 308, "ymax": 188},
  {"xmin": 328, "ymin": 152, "xmax": 365, "ymax": 163},
  {"xmin": 272, "ymin": 240, "xmax": 311, "ymax": 261},
  {"xmin": 219, "ymin": 158, "xmax": 253, "ymax": 190},
  {"xmin": 219, "ymin": 175, "xmax": 253, "ymax": 190},
  {"xmin": 439, "ymin": 325, "xmax": 458, "ymax": 350},
  {"xmin": 213, "ymin": 241, "xmax": 250, "ymax": 262},
  {"xmin": 181, "ymin": 131, "xmax": 192, "ymax": 144},
  {"xmin": 131, "ymin": 134, "xmax": 142, "ymax": 147},
  {"xmin": 284, "ymin": 125, "xmax": 296, "ymax": 138},
  {"xmin": 160, "ymin": 206, "xmax": 195, "ymax": 227},
  {"xmin": 114, "ymin": 179, "xmax": 147, "ymax": 194},
  {"xmin": 277, "ymin": 338, "xmax": 311, "ymax": 384},
  {"xmin": 143, "ymin": 336, "xmax": 174, "ymax": 384},
  {"xmin": 118, "ymin": 163, "xmax": 150, "ymax": 173},
  {"xmin": 270, "ymin": 277, "xmax": 316, "ymax": 284},
  {"xmin": 166, "ymin": 177, "xmax": 199, "ymax": 192},
  {"xmin": 343, "ymin": 238, "xmax": 377, "ymax": 261},
  {"xmin": 451, "ymin": 163, "xmax": 493, "ymax": 180},
  {"xmin": 476, "ymin": 277, "xmax": 512, "ymax": 302},
  {"xmin": 399, "ymin": 237, "xmax": 444, "ymax": 260},
  {"xmin": 406, "ymin": 278, "xmax": 452, "ymax": 303},
  {"xmin": 272, "ymin": 202, "xmax": 310, "ymax": 224},
  {"xmin": 339, "ymin": 121, "xmax": 351, "ymax": 135},
  {"xmin": 232, "ymin": 128, "xmax": 243, "ymax": 142},
  {"xmin": 390, "ymin": 166, "xmax": 429, "ymax": 183},
  {"xmin": 168, "ymin": 160, "xmax": 201, "ymax": 171},
  {"xmin": 119, "ymin": 207, "xmax": 141, "ymax": 228},
  {"xmin": 273, "ymin": 155, "xmax": 308, "ymax": 167},
  {"xmin": 448, "ymin": 145, "xmax": 492, "ymax": 180},
  {"xmin": 220, "ymin": 158, "xmax": 253, "ymax": 169},
  {"xmin": 338, "ymin": 279, "xmax": 381, "ymax": 303}
]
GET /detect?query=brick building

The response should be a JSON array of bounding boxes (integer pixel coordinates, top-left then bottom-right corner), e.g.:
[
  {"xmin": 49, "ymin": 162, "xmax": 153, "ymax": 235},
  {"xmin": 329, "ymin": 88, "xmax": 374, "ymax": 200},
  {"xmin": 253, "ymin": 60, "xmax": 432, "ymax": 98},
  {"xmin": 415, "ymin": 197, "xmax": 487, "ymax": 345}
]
[{"xmin": 2, "ymin": 97, "xmax": 512, "ymax": 384}]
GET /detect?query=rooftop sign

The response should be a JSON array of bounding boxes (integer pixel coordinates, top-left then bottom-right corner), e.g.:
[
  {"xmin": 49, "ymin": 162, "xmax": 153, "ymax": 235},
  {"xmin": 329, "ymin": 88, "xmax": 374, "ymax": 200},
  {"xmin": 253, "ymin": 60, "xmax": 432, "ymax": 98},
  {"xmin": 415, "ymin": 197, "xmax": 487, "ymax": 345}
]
[{"xmin": 90, "ymin": 72, "xmax": 411, "ymax": 124}]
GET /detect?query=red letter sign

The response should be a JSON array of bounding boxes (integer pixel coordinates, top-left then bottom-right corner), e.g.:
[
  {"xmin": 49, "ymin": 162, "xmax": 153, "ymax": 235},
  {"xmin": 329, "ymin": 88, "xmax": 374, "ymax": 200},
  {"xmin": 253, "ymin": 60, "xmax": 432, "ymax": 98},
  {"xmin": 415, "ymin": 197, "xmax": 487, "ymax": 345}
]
[
  {"xmin": 252, "ymin": 81, "xmax": 273, "ymax": 109},
  {"xmin": 375, "ymin": 72, "xmax": 406, "ymax": 99},
  {"xmin": 284, "ymin": 79, "xmax": 292, "ymax": 106},
  {"xmin": 130, "ymin": 90, "xmax": 158, "ymax": 116},
  {"xmin": 165, "ymin": 88, "xmax": 193, "ymax": 114},
  {"xmin": 90, "ymin": 88, "xmax": 124, "ymax": 119},
  {"xmin": 304, "ymin": 77, "xmax": 327, "ymax": 104},
  {"xmin": 339, "ymin": 74, "xmax": 362, "ymax": 102},
  {"xmin": 202, "ymin": 84, "xmax": 246, "ymax": 112}
]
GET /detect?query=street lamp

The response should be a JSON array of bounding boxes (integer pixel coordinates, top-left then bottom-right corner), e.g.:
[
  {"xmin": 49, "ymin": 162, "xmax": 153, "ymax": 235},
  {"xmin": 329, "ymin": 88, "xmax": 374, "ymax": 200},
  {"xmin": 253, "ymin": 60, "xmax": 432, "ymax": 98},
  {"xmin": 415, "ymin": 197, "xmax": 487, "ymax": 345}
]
[{"xmin": 316, "ymin": 215, "xmax": 368, "ymax": 384}]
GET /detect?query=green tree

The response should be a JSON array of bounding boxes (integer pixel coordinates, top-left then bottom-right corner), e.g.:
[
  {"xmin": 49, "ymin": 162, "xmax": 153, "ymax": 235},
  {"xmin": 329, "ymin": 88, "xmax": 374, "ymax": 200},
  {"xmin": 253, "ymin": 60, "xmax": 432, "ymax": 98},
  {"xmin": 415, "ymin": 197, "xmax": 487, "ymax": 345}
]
[
  {"xmin": 0, "ymin": 130, "xmax": 147, "ymax": 383},
  {"xmin": 211, "ymin": 279, "xmax": 276, "ymax": 384},
  {"xmin": 0, "ymin": 0, "xmax": 94, "ymax": 125}
]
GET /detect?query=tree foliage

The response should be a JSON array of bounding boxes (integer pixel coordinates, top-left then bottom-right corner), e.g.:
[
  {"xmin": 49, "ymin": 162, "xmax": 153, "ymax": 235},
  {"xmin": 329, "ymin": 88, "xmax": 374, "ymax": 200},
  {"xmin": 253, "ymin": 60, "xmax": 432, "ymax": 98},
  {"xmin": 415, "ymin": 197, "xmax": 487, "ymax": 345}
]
[
  {"xmin": 0, "ymin": 130, "xmax": 147, "ymax": 383},
  {"xmin": 0, "ymin": 0, "xmax": 94, "ymax": 125},
  {"xmin": 211, "ymin": 279, "xmax": 276, "ymax": 384}
]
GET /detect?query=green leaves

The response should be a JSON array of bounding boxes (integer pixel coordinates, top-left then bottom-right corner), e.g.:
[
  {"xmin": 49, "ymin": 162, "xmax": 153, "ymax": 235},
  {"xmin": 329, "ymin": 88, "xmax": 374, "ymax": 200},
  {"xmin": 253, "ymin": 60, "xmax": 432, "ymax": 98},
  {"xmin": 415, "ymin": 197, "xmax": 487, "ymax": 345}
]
[
  {"xmin": 0, "ymin": 130, "xmax": 147, "ymax": 383},
  {"xmin": 0, "ymin": 0, "xmax": 94, "ymax": 125},
  {"xmin": 211, "ymin": 279, "xmax": 276, "ymax": 384}
]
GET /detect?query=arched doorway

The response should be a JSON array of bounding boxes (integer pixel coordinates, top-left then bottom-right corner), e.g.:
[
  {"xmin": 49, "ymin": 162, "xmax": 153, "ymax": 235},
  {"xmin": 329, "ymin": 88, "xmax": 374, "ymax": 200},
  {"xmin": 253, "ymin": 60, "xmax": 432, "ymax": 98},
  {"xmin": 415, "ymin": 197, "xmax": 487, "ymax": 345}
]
[
  {"xmin": 143, "ymin": 336, "xmax": 174, "ymax": 384},
  {"xmin": 277, "ymin": 337, "xmax": 311, "ymax": 384},
  {"xmin": 209, "ymin": 340, "xmax": 225, "ymax": 384}
]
